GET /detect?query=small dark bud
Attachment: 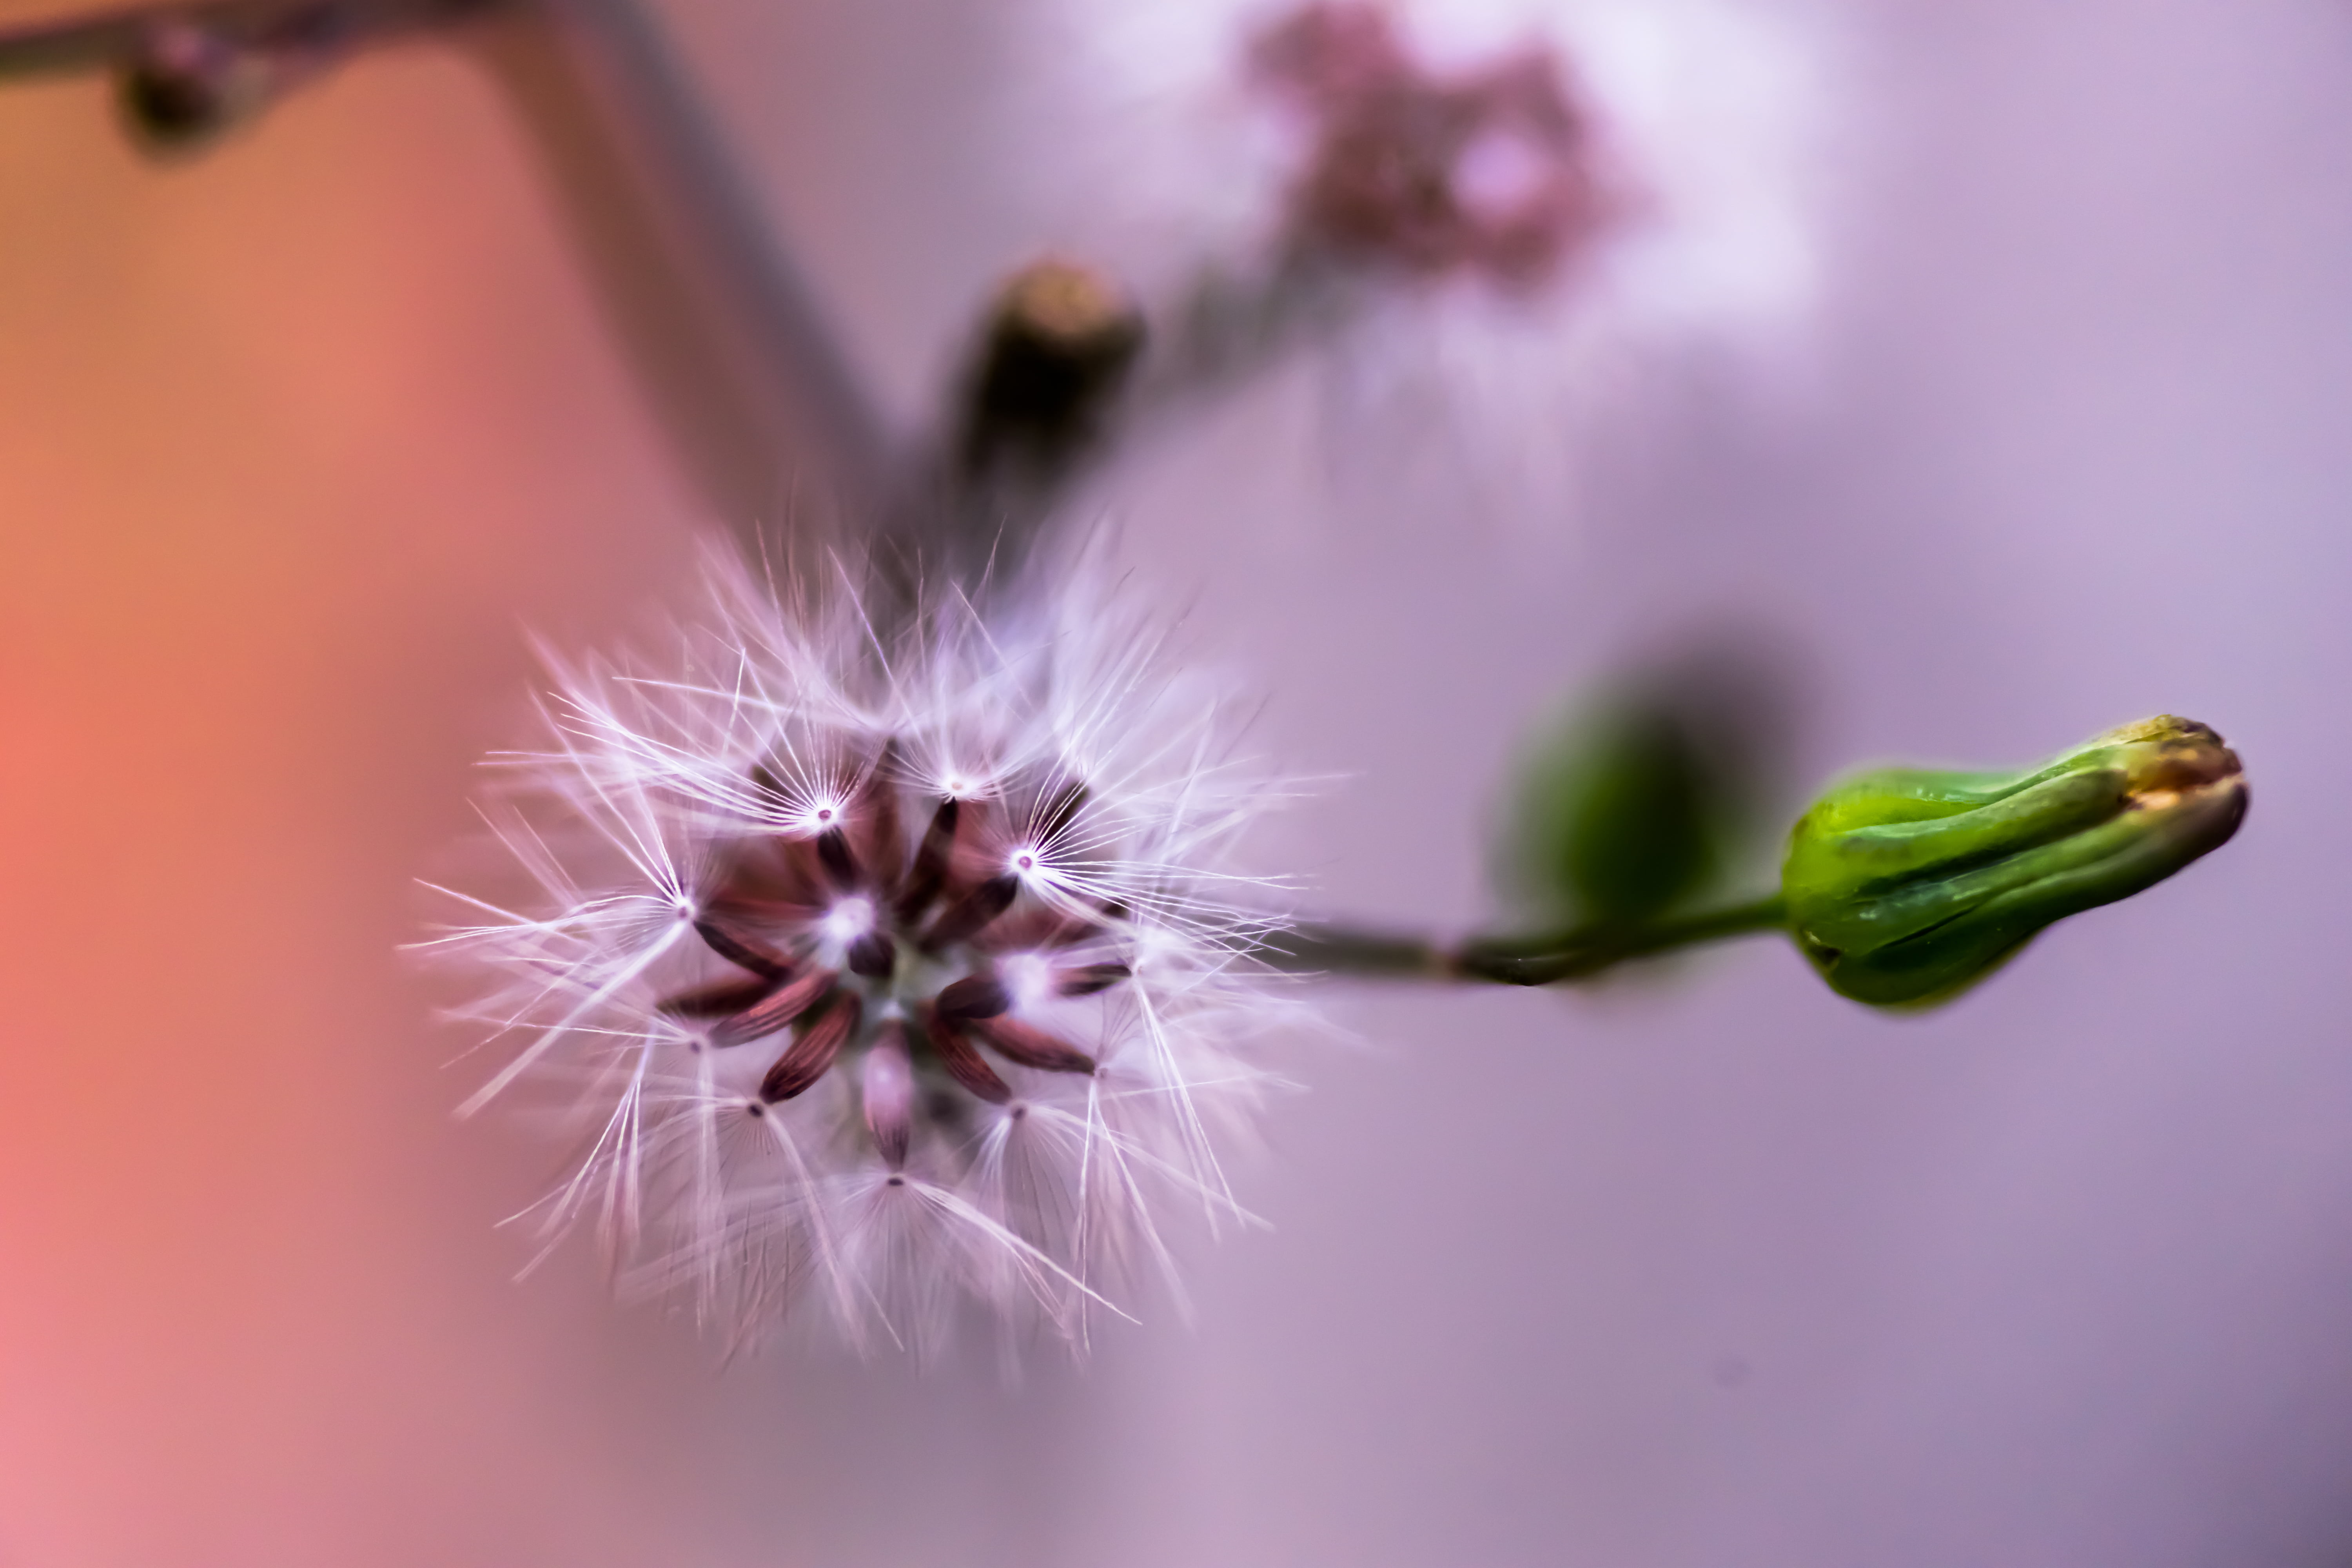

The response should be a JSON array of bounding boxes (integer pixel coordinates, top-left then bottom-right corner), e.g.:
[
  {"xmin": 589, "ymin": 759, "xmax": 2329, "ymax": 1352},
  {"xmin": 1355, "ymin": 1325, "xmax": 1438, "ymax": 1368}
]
[
  {"xmin": 956, "ymin": 259, "xmax": 1144, "ymax": 478},
  {"xmin": 1782, "ymin": 715, "xmax": 2247, "ymax": 1008},
  {"xmin": 117, "ymin": 21, "xmax": 315, "ymax": 154}
]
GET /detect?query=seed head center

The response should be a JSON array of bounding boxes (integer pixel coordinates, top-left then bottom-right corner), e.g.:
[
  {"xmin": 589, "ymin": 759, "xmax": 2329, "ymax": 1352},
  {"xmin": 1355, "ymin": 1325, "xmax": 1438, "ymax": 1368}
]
[{"xmin": 820, "ymin": 896, "xmax": 877, "ymax": 946}]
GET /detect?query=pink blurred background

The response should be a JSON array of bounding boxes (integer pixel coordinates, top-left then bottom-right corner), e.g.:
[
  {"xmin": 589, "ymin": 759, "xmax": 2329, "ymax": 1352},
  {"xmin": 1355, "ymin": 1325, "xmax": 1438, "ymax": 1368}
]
[{"xmin": 2, "ymin": 0, "xmax": 2349, "ymax": 1563}]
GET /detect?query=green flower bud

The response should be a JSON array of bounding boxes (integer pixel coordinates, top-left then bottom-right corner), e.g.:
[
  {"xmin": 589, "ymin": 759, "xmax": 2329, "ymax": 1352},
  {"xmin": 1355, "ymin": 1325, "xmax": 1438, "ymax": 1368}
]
[{"xmin": 1782, "ymin": 715, "xmax": 2246, "ymax": 1008}]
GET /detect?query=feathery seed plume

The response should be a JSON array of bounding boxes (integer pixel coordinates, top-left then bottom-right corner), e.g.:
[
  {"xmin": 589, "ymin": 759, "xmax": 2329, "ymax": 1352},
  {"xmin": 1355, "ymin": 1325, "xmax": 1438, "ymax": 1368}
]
[{"xmin": 424, "ymin": 550, "xmax": 1304, "ymax": 1354}]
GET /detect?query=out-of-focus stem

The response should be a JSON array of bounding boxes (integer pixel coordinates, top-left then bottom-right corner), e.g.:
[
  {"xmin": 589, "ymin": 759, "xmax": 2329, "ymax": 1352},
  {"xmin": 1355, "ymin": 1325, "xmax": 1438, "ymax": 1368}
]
[
  {"xmin": 466, "ymin": 0, "xmax": 899, "ymax": 547},
  {"xmin": 1129, "ymin": 250, "xmax": 1362, "ymax": 423},
  {"xmin": 1263, "ymin": 895, "xmax": 1790, "ymax": 985},
  {"xmin": 0, "ymin": 0, "xmax": 901, "ymax": 558}
]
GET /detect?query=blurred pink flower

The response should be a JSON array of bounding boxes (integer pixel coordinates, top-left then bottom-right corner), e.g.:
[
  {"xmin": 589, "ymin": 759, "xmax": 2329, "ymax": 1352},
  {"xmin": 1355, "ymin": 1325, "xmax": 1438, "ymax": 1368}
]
[
  {"xmin": 1013, "ymin": 0, "xmax": 1837, "ymax": 517},
  {"xmin": 1250, "ymin": 2, "xmax": 1606, "ymax": 285}
]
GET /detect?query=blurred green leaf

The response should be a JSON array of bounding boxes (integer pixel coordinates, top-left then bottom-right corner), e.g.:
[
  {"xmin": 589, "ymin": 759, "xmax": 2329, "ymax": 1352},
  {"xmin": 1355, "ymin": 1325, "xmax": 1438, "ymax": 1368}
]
[{"xmin": 1496, "ymin": 644, "xmax": 1792, "ymax": 933}]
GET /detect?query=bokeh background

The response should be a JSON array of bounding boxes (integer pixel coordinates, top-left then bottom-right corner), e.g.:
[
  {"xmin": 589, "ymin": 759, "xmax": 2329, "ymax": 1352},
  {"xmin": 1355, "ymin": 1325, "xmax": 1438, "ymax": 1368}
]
[{"xmin": 1, "ymin": 0, "xmax": 2349, "ymax": 1563}]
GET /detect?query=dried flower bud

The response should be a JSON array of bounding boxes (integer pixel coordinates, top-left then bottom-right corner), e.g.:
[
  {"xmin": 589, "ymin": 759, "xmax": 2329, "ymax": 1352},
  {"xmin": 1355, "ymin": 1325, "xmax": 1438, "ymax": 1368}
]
[
  {"xmin": 1782, "ymin": 716, "xmax": 2247, "ymax": 1008},
  {"xmin": 956, "ymin": 258, "xmax": 1145, "ymax": 478},
  {"xmin": 116, "ymin": 19, "xmax": 328, "ymax": 152}
]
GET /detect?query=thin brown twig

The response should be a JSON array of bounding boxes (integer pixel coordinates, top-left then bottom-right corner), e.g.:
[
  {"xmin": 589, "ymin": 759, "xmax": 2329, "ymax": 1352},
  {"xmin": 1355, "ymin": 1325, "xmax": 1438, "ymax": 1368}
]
[{"xmin": 1260, "ymin": 895, "xmax": 1790, "ymax": 985}]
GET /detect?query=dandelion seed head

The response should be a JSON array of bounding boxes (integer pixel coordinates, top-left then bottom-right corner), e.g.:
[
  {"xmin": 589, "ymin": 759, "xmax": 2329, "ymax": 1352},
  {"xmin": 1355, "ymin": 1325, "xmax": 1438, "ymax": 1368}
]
[{"xmin": 426, "ymin": 548, "xmax": 1305, "ymax": 1356}]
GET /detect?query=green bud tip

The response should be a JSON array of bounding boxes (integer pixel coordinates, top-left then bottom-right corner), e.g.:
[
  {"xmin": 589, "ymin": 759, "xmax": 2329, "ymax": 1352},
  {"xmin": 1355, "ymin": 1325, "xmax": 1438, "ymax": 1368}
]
[{"xmin": 1781, "ymin": 715, "xmax": 2247, "ymax": 1008}]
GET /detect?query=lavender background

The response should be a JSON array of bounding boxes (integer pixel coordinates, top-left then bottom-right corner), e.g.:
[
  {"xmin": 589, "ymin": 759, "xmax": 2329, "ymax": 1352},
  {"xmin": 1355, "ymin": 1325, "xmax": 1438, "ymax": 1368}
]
[{"xmin": 0, "ymin": 0, "xmax": 2346, "ymax": 1563}]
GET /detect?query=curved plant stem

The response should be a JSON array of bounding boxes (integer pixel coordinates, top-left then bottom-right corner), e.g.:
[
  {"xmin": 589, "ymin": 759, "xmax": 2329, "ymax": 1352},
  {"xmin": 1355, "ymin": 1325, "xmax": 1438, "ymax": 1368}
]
[
  {"xmin": 0, "ymin": 0, "xmax": 482, "ymax": 82},
  {"xmin": 470, "ymin": 0, "xmax": 900, "ymax": 541},
  {"xmin": 1262, "ymin": 895, "xmax": 1790, "ymax": 986}
]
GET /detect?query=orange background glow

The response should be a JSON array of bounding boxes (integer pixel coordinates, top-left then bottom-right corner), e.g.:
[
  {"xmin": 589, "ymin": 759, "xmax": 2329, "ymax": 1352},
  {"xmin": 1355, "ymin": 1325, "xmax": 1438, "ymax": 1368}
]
[{"xmin": 4, "ymin": 2, "xmax": 2352, "ymax": 1564}]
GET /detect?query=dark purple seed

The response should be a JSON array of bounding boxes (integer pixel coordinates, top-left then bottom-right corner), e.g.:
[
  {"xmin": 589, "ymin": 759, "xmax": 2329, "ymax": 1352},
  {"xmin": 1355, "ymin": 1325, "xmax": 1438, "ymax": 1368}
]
[
  {"xmin": 750, "ymin": 762, "xmax": 788, "ymax": 809},
  {"xmin": 935, "ymin": 971, "xmax": 1011, "ymax": 1021},
  {"xmin": 655, "ymin": 976, "xmax": 784, "ymax": 1019},
  {"xmin": 926, "ymin": 873, "xmax": 1020, "ymax": 948},
  {"xmin": 693, "ymin": 918, "xmax": 795, "ymax": 981},
  {"xmin": 760, "ymin": 993, "xmax": 861, "ymax": 1102},
  {"xmin": 709, "ymin": 969, "xmax": 838, "ymax": 1049},
  {"xmin": 847, "ymin": 931, "xmax": 897, "ymax": 980},
  {"xmin": 858, "ymin": 765, "xmax": 904, "ymax": 883},
  {"xmin": 969, "ymin": 1015, "xmax": 1098, "ymax": 1076},
  {"xmin": 920, "ymin": 1010, "xmax": 1013, "ymax": 1105},
  {"xmin": 893, "ymin": 797, "xmax": 962, "ymax": 922},
  {"xmin": 1054, "ymin": 963, "xmax": 1131, "ymax": 998},
  {"xmin": 862, "ymin": 1022, "xmax": 914, "ymax": 1169},
  {"xmin": 816, "ymin": 826, "xmax": 861, "ymax": 888},
  {"xmin": 1035, "ymin": 779, "xmax": 1090, "ymax": 845}
]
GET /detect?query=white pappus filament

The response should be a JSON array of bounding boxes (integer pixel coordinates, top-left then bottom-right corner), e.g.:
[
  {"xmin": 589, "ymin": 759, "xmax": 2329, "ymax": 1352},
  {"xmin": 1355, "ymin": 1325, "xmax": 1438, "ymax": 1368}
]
[{"xmin": 422, "ymin": 551, "xmax": 1305, "ymax": 1355}]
